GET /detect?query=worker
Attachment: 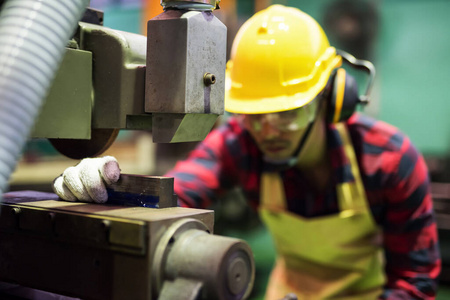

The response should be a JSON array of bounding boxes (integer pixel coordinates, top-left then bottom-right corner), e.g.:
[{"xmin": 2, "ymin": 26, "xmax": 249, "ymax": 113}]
[{"xmin": 53, "ymin": 5, "xmax": 440, "ymax": 299}]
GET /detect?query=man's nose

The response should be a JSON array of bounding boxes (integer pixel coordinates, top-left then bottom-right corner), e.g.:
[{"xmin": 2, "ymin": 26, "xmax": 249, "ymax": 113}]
[{"xmin": 260, "ymin": 120, "xmax": 281, "ymax": 138}]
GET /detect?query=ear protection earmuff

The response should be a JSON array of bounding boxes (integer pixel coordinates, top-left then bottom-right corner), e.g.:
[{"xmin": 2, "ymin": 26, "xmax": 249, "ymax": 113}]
[{"xmin": 326, "ymin": 50, "xmax": 376, "ymax": 123}]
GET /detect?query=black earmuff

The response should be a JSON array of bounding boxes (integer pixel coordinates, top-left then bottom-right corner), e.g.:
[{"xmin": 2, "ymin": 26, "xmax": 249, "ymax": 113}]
[{"xmin": 326, "ymin": 50, "xmax": 376, "ymax": 123}]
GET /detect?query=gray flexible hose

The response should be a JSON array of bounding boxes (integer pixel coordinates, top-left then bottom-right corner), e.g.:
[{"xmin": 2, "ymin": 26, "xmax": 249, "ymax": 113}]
[{"xmin": 0, "ymin": 0, "xmax": 90, "ymax": 200}]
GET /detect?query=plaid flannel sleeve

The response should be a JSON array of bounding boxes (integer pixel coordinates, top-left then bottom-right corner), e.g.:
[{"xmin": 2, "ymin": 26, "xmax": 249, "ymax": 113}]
[{"xmin": 379, "ymin": 135, "xmax": 441, "ymax": 299}]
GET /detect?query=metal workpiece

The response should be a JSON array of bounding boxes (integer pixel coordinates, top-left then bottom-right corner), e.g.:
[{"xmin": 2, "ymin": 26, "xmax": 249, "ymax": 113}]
[
  {"xmin": 154, "ymin": 219, "xmax": 255, "ymax": 300},
  {"xmin": 106, "ymin": 174, "xmax": 177, "ymax": 208},
  {"xmin": 161, "ymin": 0, "xmax": 220, "ymax": 11},
  {"xmin": 146, "ymin": 9, "xmax": 226, "ymax": 143}
]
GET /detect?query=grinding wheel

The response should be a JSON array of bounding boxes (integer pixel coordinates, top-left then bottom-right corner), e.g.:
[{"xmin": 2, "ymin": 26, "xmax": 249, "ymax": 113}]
[{"xmin": 49, "ymin": 128, "xmax": 119, "ymax": 159}]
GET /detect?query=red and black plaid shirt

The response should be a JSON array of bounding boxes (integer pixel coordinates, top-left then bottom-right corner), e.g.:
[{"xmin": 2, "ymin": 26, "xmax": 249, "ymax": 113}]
[{"xmin": 166, "ymin": 113, "xmax": 441, "ymax": 299}]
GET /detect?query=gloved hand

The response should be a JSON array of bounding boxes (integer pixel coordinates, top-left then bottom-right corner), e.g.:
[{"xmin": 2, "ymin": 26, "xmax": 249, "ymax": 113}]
[{"xmin": 52, "ymin": 156, "xmax": 121, "ymax": 203}]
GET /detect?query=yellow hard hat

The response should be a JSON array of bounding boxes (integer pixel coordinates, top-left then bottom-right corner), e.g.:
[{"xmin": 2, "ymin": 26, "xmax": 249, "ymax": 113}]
[{"xmin": 225, "ymin": 5, "xmax": 342, "ymax": 114}]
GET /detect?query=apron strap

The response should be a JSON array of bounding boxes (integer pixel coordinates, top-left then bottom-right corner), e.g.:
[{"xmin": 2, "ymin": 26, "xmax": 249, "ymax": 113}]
[
  {"xmin": 261, "ymin": 172, "xmax": 286, "ymax": 211},
  {"xmin": 335, "ymin": 122, "xmax": 370, "ymax": 213}
]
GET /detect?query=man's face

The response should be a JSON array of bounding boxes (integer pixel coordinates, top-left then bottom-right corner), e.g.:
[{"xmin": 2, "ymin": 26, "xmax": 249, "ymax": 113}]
[{"xmin": 239, "ymin": 100, "xmax": 318, "ymax": 160}]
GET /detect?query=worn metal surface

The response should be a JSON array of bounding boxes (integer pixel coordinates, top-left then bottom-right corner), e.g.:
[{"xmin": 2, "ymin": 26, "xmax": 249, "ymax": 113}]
[
  {"xmin": 0, "ymin": 191, "xmax": 255, "ymax": 299},
  {"xmin": 146, "ymin": 10, "xmax": 225, "ymax": 115},
  {"xmin": 146, "ymin": 10, "xmax": 226, "ymax": 143},
  {"xmin": 0, "ymin": 193, "xmax": 217, "ymax": 300}
]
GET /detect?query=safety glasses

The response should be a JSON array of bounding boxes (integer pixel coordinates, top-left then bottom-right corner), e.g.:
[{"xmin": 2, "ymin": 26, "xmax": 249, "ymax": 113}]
[{"xmin": 238, "ymin": 99, "xmax": 319, "ymax": 133}]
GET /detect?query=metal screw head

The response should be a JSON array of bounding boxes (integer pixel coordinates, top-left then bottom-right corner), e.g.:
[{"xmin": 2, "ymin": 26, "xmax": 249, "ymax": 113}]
[{"xmin": 203, "ymin": 73, "xmax": 216, "ymax": 86}]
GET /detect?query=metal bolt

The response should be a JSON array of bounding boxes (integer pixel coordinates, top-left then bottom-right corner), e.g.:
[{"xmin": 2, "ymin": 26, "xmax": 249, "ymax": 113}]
[
  {"xmin": 11, "ymin": 207, "xmax": 21, "ymax": 215},
  {"xmin": 203, "ymin": 73, "xmax": 216, "ymax": 86}
]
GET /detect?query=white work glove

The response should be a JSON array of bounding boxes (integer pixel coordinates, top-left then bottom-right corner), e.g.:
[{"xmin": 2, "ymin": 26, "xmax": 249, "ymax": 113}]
[{"xmin": 52, "ymin": 156, "xmax": 121, "ymax": 203}]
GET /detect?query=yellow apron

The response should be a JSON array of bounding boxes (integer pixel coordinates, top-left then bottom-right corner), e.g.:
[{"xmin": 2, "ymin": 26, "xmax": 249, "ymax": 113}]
[{"xmin": 259, "ymin": 123, "xmax": 386, "ymax": 300}]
